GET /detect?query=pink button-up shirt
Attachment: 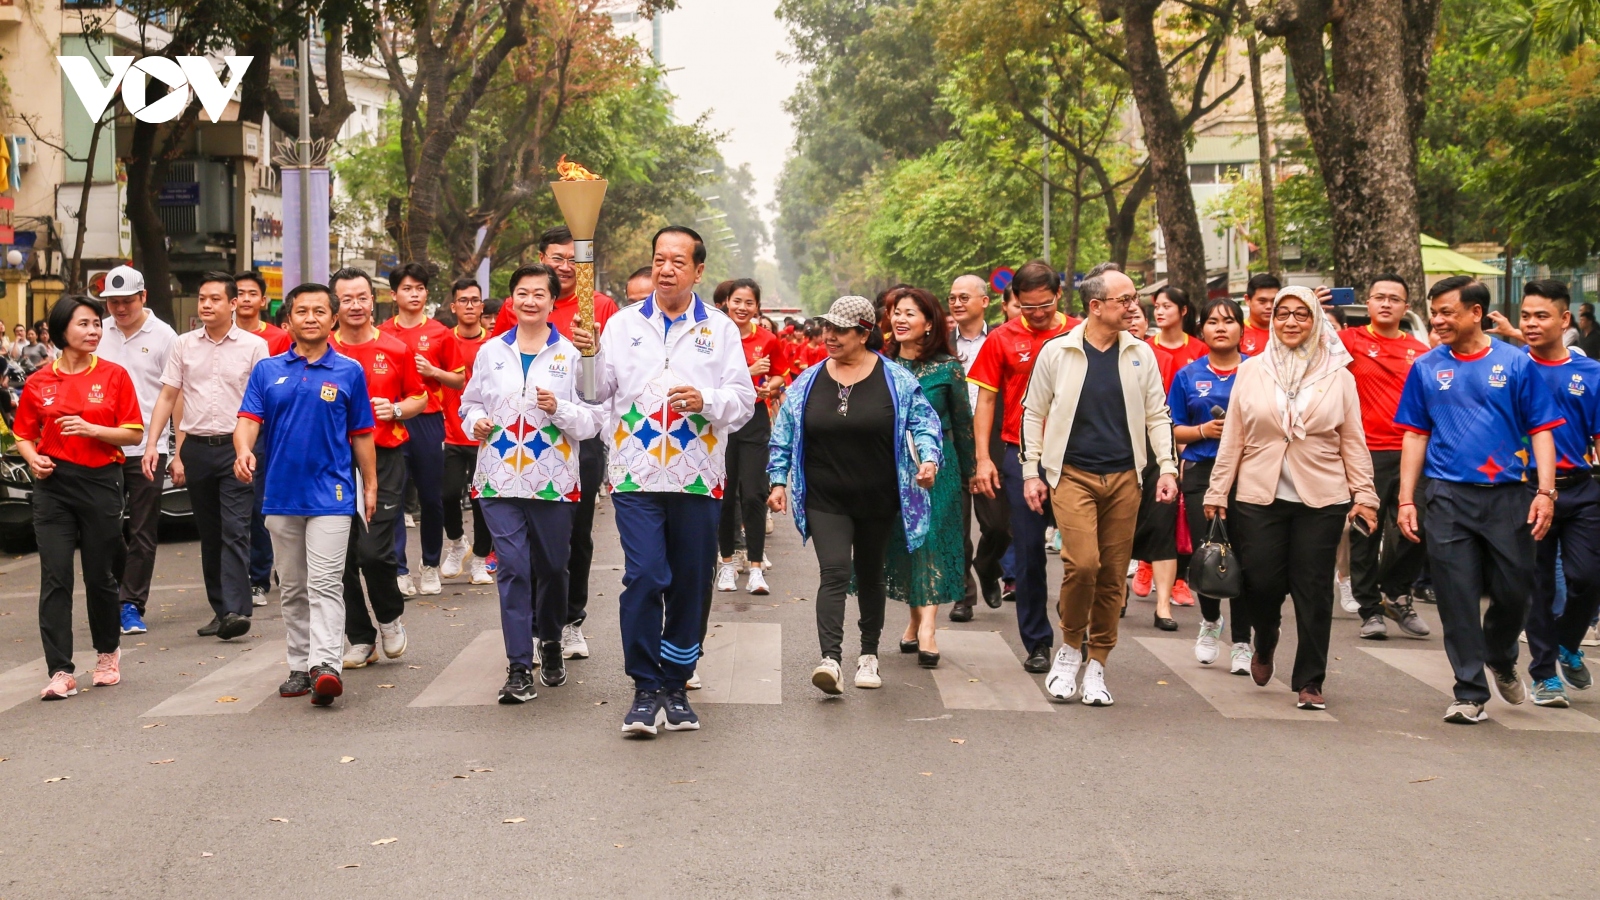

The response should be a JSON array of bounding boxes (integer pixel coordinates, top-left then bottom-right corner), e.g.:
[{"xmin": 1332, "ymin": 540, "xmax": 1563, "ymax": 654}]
[{"xmin": 160, "ymin": 325, "xmax": 269, "ymax": 437}]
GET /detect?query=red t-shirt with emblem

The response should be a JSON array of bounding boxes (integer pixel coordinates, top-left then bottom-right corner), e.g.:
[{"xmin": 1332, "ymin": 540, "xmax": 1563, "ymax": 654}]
[
  {"xmin": 332, "ymin": 331, "xmax": 427, "ymax": 448},
  {"xmin": 1240, "ymin": 323, "xmax": 1271, "ymax": 357},
  {"xmin": 1339, "ymin": 324, "xmax": 1430, "ymax": 451},
  {"xmin": 13, "ymin": 356, "xmax": 145, "ymax": 467},
  {"xmin": 966, "ymin": 313, "xmax": 1078, "ymax": 445},
  {"xmin": 492, "ymin": 292, "xmax": 620, "ymax": 341},
  {"xmin": 1148, "ymin": 334, "xmax": 1209, "ymax": 393},
  {"xmin": 444, "ymin": 326, "xmax": 492, "ymax": 446},
  {"xmin": 379, "ymin": 317, "xmax": 461, "ymax": 414},
  {"xmin": 740, "ymin": 326, "xmax": 786, "ymax": 389},
  {"xmin": 248, "ymin": 321, "xmax": 293, "ymax": 355}
]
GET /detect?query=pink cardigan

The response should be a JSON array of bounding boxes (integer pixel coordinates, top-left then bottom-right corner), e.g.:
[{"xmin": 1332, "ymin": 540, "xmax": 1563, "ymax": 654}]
[{"xmin": 1203, "ymin": 356, "xmax": 1380, "ymax": 510}]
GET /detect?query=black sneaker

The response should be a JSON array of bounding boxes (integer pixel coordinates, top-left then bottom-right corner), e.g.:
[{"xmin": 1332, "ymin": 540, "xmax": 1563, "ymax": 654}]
[
  {"xmin": 621, "ymin": 689, "xmax": 664, "ymax": 737},
  {"xmin": 309, "ymin": 665, "xmax": 342, "ymax": 707},
  {"xmin": 217, "ymin": 612, "xmax": 251, "ymax": 641},
  {"xmin": 1023, "ymin": 646, "xmax": 1051, "ymax": 673},
  {"xmin": 661, "ymin": 688, "xmax": 700, "ymax": 731},
  {"xmin": 538, "ymin": 641, "xmax": 566, "ymax": 687},
  {"xmin": 279, "ymin": 670, "xmax": 312, "ymax": 697},
  {"xmin": 196, "ymin": 616, "xmax": 222, "ymax": 637},
  {"xmin": 499, "ymin": 663, "xmax": 536, "ymax": 704}
]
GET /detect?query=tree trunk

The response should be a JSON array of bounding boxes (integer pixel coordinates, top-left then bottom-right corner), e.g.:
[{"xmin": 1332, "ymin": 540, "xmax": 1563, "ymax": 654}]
[
  {"xmin": 1260, "ymin": 0, "xmax": 1443, "ymax": 305},
  {"xmin": 124, "ymin": 121, "xmax": 175, "ymax": 322},
  {"xmin": 1247, "ymin": 33, "xmax": 1281, "ymax": 274},
  {"xmin": 67, "ymin": 114, "xmax": 109, "ymax": 293}
]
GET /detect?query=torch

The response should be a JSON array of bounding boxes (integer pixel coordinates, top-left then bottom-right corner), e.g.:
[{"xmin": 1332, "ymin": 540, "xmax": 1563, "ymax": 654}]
[{"xmin": 550, "ymin": 155, "xmax": 607, "ymax": 401}]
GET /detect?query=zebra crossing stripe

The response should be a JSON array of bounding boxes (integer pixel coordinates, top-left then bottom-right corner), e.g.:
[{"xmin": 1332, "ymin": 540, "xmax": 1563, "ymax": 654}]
[
  {"xmin": 696, "ymin": 622, "xmax": 781, "ymax": 704},
  {"xmin": 1361, "ymin": 647, "xmax": 1600, "ymax": 732},
  {"xmin": 140, "ymin": 641, "xmax": 286, "ymax": 717},
  {"xmin": 408, "ymin": 630, "xmax": 506, "ymax": 707},
  {"xmin": 0, "ymin": 651, "xmax": 110, "ymax": 714},
  {"xmin": 930, "ymin": 630, "xmax": 1055, "ymax": 713},
  {"xmin": 1136, "ymin": 637, "xmax": 1337, "ymax": 721}
]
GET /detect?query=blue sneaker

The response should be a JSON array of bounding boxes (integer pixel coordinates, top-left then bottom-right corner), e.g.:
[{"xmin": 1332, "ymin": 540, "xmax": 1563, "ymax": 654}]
[
  {"xmin": 1558, "ymin": 646, "xmax": 1592, "ymax": 690},
  {"xmin": 1533, "ymin": 675, "xmax": 1570, "ymax": 707},
  {"xmin": 621, "ymin": 689, "xmax": 664, "ymax": 737},
  {"xmin": 120, "ymin": 603, "xmax": 147, "ymax": 635},
  {"xmin": 661, "ymin": 688, "xmax": 700, "ymax": 731}
]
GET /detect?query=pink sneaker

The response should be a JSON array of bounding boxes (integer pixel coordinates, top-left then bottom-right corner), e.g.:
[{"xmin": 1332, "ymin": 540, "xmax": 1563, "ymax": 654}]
[
  {"xmin": 41, "ymin": 670, "xmax": 78, "ymax": 700},
  {"xmin": 1171, "ymin": 579, "xmax": 1197, "ymax": 607},
  {"xmin": 93, "ymin": 649, "xmax": 121, "ymax": 686}
]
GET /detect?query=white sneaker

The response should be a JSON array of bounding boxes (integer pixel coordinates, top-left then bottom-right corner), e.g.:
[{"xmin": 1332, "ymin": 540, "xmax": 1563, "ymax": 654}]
[
  {"xmin": 419, "ymin": 565, "xmax": 443, "ymax": 595},
  {"xmin": 1229, "ymin": 642, "xmax": 1253, "ymax": 675},
  {"xmin": 765, "ymin": 511, "xmax": 774, "ymax": 535},
  {"xmin": 469, "ymin": 557, "xmax": 493, "ymax": 584},
  {"xmin": 762, "ymin": 555, "xmax": 773, "ymax": 571},
  {"xmin": 379, "ymin": 620, "xmax": 408, "ymax": 659},
  {"xmin": 405, "ymin": 513, "xmax": 417, "ymax": 528},
  {"xmin": 1585, "ymin": 625, "xmax": 1600, "ymax": 647},
  {"xmin": 396, "ymin": 573, "xmax": 417, "ymax": 598},
  {"xmin": 343, "ymin": 641, "xmax": 377, "ymax": 669},
  {"xmin": 560, "ymin": 623, "xmax": 589, "ymax": 659},
  {"xmin": 251, "ymin": 585, "xmax": 268, "ymax": 607},
  {"xmin": 1127, "ymin": 559, "xmax": 1140, "ymax": 577},
  {"xmin": 1044, "ymin": 645, "xmax": 1082, "ymax": 701},
  {"xmin": 441, "ymin": 537, "xmax": 468, "ymax": 578},
  {"xmin": 747, "ymin": 569, "xmax": 770, "ymax": 595},
  {"xmin": 716, "ymin": 561, "xmax": 738, "ymax": 592},
  {"xmin": 812, "ymin": 658, "xmax": 843, "ymax": 695},
  {"xmin": 1080, "ymin": 659, "xmax": 1113, "ymax": 706},
  {"xmin": 854, "ymin": 654, "xmax": 882, "ymax": 689},
  {"xmin": 733, "ymin": 549, "xmax": 749, "ymax": 574},
  {"xmin": 1195, "ymin": 618, "xmax": 1223, "ymax": 665},
  {"xmin": 1337, "ymin": 575, "xmax": 1358, "ymax": 613},
  {"xmin": 686, "ymin": 670, "xmax": 702, "ymax": 690}
]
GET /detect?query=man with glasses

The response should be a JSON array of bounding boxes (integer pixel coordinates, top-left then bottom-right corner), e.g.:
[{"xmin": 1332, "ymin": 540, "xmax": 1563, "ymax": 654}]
[
  {"xmin": 947, "ymin": 274, "xmax": 1008, "ymax": 622},
  {"xmin": 968, "ymin": 260, "xmax": 1080, "ymax": 673},
  {"xmin": 1337, "ymin": 275, "xmax": 1432, "ymax": 641},
  {"xmin": 1020, "ymin": 263, "xmax": 1178, "ymax": 707},
  {"xmin": 492, "ymin": 225, "xmax": 620, "ymax": 661},
  {"xmin": 441, "ymin": 277, "xmax": 495, "ymax": 585}
]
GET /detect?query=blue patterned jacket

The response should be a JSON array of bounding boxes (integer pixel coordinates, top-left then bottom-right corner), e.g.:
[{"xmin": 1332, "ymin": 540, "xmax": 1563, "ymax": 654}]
[{"xmin": 767, "ymin": 353, "xmax": 945, "ymax": 551}]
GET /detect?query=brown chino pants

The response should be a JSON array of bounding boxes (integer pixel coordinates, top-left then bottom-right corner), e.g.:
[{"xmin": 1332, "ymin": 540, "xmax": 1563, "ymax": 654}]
[{"xmin": 1051, "ymin": 465, "xmax": 1141, "ymax": 664}]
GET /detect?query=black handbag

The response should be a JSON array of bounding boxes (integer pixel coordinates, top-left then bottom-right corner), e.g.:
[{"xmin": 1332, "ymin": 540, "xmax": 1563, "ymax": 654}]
[{"xmin": 1188, "ymin": 515, "xmax": 1243, "ymax": 600}]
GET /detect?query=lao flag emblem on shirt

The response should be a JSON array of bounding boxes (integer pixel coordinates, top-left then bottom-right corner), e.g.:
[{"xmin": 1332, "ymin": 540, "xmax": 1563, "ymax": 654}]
[
  {"xmin": 320, "ymin": 382, "xmax": 339, "ymax": 402},
  {"xmin": 1436, "ymin": 369, "xmax": 1454, "ymax": 391}
]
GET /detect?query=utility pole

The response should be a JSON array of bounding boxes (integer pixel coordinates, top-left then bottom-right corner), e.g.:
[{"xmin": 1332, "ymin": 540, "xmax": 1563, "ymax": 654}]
[
  {"xmin": 1041, "ymin": 97, "xmax": 1051, "ymax": 264},
  {"xmin": 297, "ymin": 18, "xmax": 313, "ymax": 287}
]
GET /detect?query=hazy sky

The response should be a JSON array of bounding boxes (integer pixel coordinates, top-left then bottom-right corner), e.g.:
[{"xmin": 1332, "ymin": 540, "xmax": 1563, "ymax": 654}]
[{"xmin": 658, "ymin": 0, "xmax": 798, "ymax": 259}]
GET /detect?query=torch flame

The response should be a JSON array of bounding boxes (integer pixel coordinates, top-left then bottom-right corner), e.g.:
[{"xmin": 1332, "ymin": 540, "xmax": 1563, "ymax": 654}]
[{"xmin": 556, "ymin": 155, "xmax": 602, "ymax": 182}]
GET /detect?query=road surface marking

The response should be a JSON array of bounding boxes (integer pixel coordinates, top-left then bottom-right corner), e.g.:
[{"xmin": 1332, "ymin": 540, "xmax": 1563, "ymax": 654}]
[
  {"xmin": 696, "ymin": 622, "xmax": 781, "ymax": 704},
  {"xmin": 140, "ymin": 641, "xmax": 285, "ymax": 717},
  {"xmin": 930, "ymin": 630, "xmax": 1054, "ymax": 713},
  {"xmin": 0, "ymin": 554, "xmax": 40, "ymax": 576},
  {"xmin": 408, "ymin": 630, "xmax": 506, "ymax": 707},
  {"xmin": 0, "ymin": 651, "xmax": 113, "ymax": 714},
  {"xmin": 1137, "ymin": 637, "xmax": 1337, "ymax": 721},
  {"xmin": 1361, "ymin": 647, "xmax": 1600, "ymax": 732}
]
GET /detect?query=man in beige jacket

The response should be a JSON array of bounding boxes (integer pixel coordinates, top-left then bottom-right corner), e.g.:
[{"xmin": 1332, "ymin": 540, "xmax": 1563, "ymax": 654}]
[{"xmin": 1021, "ymin": 263, "xmax": 1178, "ymax": 706}]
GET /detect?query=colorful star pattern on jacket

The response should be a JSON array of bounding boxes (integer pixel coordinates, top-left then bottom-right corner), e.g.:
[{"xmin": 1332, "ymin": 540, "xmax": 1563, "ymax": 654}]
[
  {"xmin": 609, "ymin": 371, "xmax": 725, "ymax": 497},
  {"xmin": 472, "ymin": 409, "xmax": 580, "ymax": 502}
]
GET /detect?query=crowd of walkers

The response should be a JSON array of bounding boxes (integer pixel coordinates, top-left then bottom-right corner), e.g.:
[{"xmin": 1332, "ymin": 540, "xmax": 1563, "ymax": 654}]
[{"xmin": 11, "ymin": 220, "xmax": 1598, "ymax": 730}]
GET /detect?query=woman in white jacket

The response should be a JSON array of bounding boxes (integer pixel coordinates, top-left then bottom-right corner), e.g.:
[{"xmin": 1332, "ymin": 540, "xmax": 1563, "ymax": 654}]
[{"xmin": 459, "ymin": 263, "xmax": 602, "ymax": 704}]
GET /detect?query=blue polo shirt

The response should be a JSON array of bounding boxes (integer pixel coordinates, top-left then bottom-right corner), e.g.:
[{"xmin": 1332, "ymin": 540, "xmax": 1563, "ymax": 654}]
[
  {"xmin": 1394, "ymin": 340, "xmax": 1564, "ymax": 484},
  {"xmin": 1167, "ymin": 358, "xmax": 1237, "ymax": 463},
  {"xmin": 239, "ymin": 345, "xmax": 375, "ymax": 516},
  {"xmin": 1524, "ymin": 349, "xmax": 1600, "ymax": 471}
]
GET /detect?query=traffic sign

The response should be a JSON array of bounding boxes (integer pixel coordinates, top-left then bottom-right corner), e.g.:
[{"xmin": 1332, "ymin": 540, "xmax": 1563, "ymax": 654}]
[{"xmin": 990, "ymin": 267, "xmax": 1014, "ymax": 293}]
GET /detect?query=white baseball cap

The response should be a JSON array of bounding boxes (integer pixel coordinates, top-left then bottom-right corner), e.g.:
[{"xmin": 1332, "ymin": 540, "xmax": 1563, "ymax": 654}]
[{"xmin": 99, "ymin": 265, "xmax": 147, "ymax": 298}]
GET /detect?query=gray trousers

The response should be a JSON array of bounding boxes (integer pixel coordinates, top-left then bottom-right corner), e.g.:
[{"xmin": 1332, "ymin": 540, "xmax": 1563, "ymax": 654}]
[{"xmin": 268, "ymin": 514, "xmax": 352, "ymax": 674}]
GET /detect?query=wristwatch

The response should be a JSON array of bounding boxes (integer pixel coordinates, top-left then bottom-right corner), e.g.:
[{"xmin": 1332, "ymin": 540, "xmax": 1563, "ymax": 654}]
[{"xmin": 1537, "ymin": 487, "xmax": 1559, "ymax": 501}]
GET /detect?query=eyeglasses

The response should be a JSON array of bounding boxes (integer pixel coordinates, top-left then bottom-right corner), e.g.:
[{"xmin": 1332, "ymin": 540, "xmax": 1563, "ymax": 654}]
[
  {"xmin": 1272, "ymin": 308, "xmax": 1314, "ymax": 323},
  {"xmin": 1018, "ymin": 301, "xmax": 1057, "ymax": 312},
  {"xmin": 546, "ymin": 256, "xmax": 578, "ymax": 267},
  {"xmin": 454, "ymin": 297, "xmax": 483, "ymax": 305},
  {"xmin": 1098, "ymin": 294, "xmax": 1140, "ymax": 308}
]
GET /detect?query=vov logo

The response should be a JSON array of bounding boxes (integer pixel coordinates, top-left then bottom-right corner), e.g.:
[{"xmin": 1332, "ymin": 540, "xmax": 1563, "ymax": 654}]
[{"xmin": 58, "ymin": 55, "xmax": 252, "ymax": 124}]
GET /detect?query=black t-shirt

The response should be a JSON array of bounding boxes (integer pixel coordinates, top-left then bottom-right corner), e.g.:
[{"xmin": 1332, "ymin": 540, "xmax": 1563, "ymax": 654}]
[
  {"xmin": 803, "ymin": 361, "xmax": 899, "ymax": 517},
  {"xmin": 1062, "ymin": 338, "xmax": 1136, "ymax": 474}
]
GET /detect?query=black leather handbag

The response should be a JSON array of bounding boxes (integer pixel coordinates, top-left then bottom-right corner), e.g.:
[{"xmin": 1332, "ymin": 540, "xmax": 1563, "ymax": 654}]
[{"xmin": 1189, "ymin": 515, "xmax": 1243, "ymax": 599}]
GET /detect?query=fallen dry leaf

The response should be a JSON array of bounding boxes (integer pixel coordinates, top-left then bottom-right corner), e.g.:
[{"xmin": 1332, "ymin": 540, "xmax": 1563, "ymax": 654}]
[
  {"xmin": 595, "ymin": 701, "xmax": 607, "ymax": 706},
  {"xmin": 669, "ymin": 779, "xmax": 697, "ymax": 784},
  {"xmin": 918, "ymin": 772, "xmax": 933, "ymax": 777},
  {"xmin": 136, "ymin": 642, "xmax": 147, "ymax": 646},
  {"xmin": 149, "ymin": 759, "xmax": 175, "ymax": 765},
  {"xmin": 967, "ymin": 678, "xmax": 979, "ymax": 683},
  {"xmin": 1157, "ymin": 680, "xmax": 1169, "ymax": 685},
  {"xmin": 338, "ymin": 864, "xmax": 360, "ymax": 869},
  {"xmin": 407, "ymin": 665, "xmax": 422, "ymax": 669},
  {"xmin": 214, "ymin": 656, "xmax": 225, "ymax": 660},
  {"xmin": 44, "ymin": 776, "xmax": 69, "ymax": 783},
  {"xmin": 1410, "ymin": 776, "xmax": 1438, "ymax": 784},
  {"xmin": 158, "ymin": 647, "xmax": 168, "ymax": 651},
  {"xmin": 201, "ymin": 852, "xmax": 213, "ymax": 858},
  {"xmin": 179, "ymin": 672, "xmax": 191, "ymax": 676},
  {"xmin": 949, "ymin": 738, "xmax": 965, "ymax": 745},
  {"xmin": 215, "ymin": 696, "xmax": 238, "ymax": 703},
  {"xmin": 142, "ymin": 723, "xmax": 164, "ymax": 729},
  {"xmin": 452, "ymin": 774, "xmax": 470, "ymax": 779},
  {"xmin": 269, "ymin": 818, "xmax": 288, "ymax": 823},
  {"xmin": 613, "ymin": 844, "xmax": 626, "ymax": 848},
  {"xmin": 470, "ymin": 768, "xmax": 493, "ymax": 772},
  {"xmin": 503, "ymin": 817, "xmax": 526, "ymax": 824},
  {"xmin": 378, "ymin": 684, "xmax": 395, "ymax": 689},
  {"xmin": 371, "ymin": 838, "xmax": 397, "ymax": 846},
  {"xmin": 339, "ymin": 756, "xmax": 356, "ymax": 764}
]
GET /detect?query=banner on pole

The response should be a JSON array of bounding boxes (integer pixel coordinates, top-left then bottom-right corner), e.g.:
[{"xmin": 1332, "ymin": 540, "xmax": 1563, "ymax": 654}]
[{"xmin": 281, "ymin": 168, "xmax": 329, "ymax": 289}]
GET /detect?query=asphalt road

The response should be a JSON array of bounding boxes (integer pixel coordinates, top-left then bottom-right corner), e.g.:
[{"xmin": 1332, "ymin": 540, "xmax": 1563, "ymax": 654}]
[{"xmin": 1, "ymin": 500, "xmax": 1597, "ymax": 899}]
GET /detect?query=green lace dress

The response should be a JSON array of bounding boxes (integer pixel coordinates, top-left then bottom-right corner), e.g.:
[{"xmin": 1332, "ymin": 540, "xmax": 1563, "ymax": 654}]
[{"xmin": 885, "ymin": 355, "xmax": 976, "ymax": 607}]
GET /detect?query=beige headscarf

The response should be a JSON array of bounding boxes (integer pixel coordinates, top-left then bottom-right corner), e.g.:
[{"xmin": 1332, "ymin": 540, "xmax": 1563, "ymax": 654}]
[{"xmin": 1264, "ymin": 285, "xmax": 1352, "ymax": 441}]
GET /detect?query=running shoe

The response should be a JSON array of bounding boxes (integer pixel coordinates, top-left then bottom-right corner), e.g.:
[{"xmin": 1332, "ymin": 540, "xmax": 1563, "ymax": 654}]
[
  {"xmin": 1229, "ymin": 642, "xmax": 1253, "ymax": 675},
  {"xmin": 1383, "ymin": 596, "xmax": 1431, "ymax": 637},
  {"xmin": 1443, "ymin": 700, "xmax": 1487, "ymax": 724},
  {"xmin": 396, "ymin": 573, "xmax": 418, "ymax": 598},
  {"xmin": 1533, "ymin": 676, "xmax": 1570, "ymax": 708},
  {"xmin": 1337, "ymin": 574, "xmax": 1358, "ymax": 613},
  {"xmin": 1359, "ymin": 615, "xmax": 1388, "ymax": 640},
  {"xmin": 1297, "ymin": 684, "xmax": 1326, "ymax": 710},
  {"xmin": 499, "ymin": 664, "xmax": 536, "ymax": 704},
  {"xmin": 716, "ymin": 562, "xmax": 738, "ymax": 592},
  {"xmin": 251, "ymin": 585, "xmax": 269, "ymax": 607},
  {"xmin": 120, "ymin": 603, "xmax": 147, "ymax": 635},
  {"xmin": 484, "ymin": 552, "xmax": 498, "ymax": 576},
  {"xmin": 854, "ymin": 654, "xmax": 882, "ymax": 689},
  {"xmin": 621, "ymin": 689, "xmax": 665, "ymax": 736},
  {"xmin": 469, "ymin": 557, "xmax": 493, "ymax": 584},
  {"xmin": 40, "ymin": 670, "xmax": 77, "ymax": 700},
  {"xmin": 686, "ymin": 670, "xmax": 701, "ymax": 690},
  {"xmin": 441, "ymin": 537, "xmax": 468, "ymax": 579},
  {"xmin": 733, "ymin": 549, "xmax": 749, "ymax": 574},
  {"xmin": 811, "ymin": 658, "xmax": 843, "ymax": 695},
  {"xmin": 1195, "ymin": 619, "xmax": 1223, "ymax": 665},
  {"xmin": 747, "ymin": 569, "xmax": 770, "ymax": 595},
  {"xmin": 765, "ymin": 511, "xmax": 774, "ymax": 535},
  {"xmin": 279, "ymin": 670, "xmax": 312, "ymax": 697},
  {"xmin": 1558, "ymin": 646, "xmax": 1592, "ymax": 690},
  {"xmin": 1170, "ymin": 579, "xmax": 1196, "ymax": 607},
  {"xmin": 1080, "ymin": 659, "xmax": 1112, "ymax": 706},
  {"xmin": 560, "ymin": 623, "xmax": 589, "ymax": 659},
  {"xmin": 309, "ymin": 665, "xmax": 343, "ymax": 707},
  {"xmin": 661, "ymin": 689, "xmax": 700, "ymax": 731},
  {"xmin": 1131, "ymin": 561, "xmax": 1153, "ymax": 597},
  {"xmin": 419, "ymin": 565, "xmax": 443, "ymax": 595},
  {"xmin": 343, "ymin": 642, "xmax": 377, "ymax": 669},
  {"xmin": 1490, "ymin": 665, "xmax": 1527, "ymax": 705},
  {"xmin": 1045, "ymin": 646, "xmax": 1082, "ymax": 701},
  {"xmin": 1584, "ymin": 625, "xmax": 1599, "ymax": 647},
  {"xmin": 92, "ymin": 650, "xmax": 121, "ymax": 687},
  {"xmin": 538, "ymin": 641, "xmax": 566, "ymax": 687},
  {"xmin": 379, "ymin": 619, "xmax": 408, "ymax": 659}
]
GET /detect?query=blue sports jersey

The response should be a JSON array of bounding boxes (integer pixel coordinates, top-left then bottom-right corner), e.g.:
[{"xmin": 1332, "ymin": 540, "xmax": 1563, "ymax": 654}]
[
  {"xmin": 1167, "ymin": 358, "xmax": 1237, "ymax": 463},
  {"xmin": 1394, "ymin": 341, "xmax": 1564, "ymax": 484},
  {"xmin": 1524, "ymin": 349, "xmax": 1600, "ymax": 470},
  {"xmin": 239, "ymin": 345, "xmax": 376, "ymax": 516}
]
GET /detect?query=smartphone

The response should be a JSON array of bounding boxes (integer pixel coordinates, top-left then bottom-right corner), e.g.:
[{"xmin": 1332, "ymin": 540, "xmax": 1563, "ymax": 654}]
[
  {"xmin": 1351, "ymin": 515, "xmax": 1372, "ymax": 538},
  {"xmin": 1330, "ymin": 287, "xmax": 1356, "ymax": 306}
]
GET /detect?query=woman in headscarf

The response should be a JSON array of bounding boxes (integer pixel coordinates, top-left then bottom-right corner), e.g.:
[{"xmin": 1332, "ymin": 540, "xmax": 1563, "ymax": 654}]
[{"xmin": 1203, "ymin": 285, "xmax": 1379, "ymax": 712}]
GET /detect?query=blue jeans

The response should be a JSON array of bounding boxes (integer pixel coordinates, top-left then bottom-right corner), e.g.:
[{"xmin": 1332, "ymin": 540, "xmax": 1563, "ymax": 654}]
[
  {"xmin": 612, "ymin": 492, "xmax": 720, "ymax": 692},
  {"xmin": 1001, "ymin": 444, "xmax": 1054, "ymax": 653}
]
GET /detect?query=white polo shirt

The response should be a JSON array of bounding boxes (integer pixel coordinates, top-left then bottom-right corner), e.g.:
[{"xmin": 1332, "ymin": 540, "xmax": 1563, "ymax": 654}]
[{"xmin": 99, "ymin": 310, "xmax": 178, "ymax": 457}]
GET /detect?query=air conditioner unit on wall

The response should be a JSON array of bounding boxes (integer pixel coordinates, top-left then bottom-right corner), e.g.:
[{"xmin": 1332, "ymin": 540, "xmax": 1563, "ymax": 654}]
[
  {"xmin": 157, "ymin": 160, "xmax": 233, "ymax": 236},
  {"xmin": 11, "ymin": 136, "xmax": 35, "ymax": 167}
]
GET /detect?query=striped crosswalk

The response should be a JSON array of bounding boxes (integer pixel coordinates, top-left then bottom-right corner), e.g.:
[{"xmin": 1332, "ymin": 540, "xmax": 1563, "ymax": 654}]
[
  {"xmin": 141, "ymin": 641, "xmax": 286, "ymax": 717},
  {"xmin": 1361, "ymin": 647, "xmax": 1600, "ymax": 732},
  {"xmin": 1137, "ymin": 637, "xmax": 1337, "ymax": 721}
]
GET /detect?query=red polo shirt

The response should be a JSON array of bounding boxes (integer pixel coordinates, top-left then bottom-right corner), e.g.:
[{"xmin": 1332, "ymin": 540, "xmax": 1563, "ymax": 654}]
[
  {"xmin": 1240, "ymin": 323, "xmax": 1271, "ymax": 357},
  {"xmin": 966, "ymin": 312, "xmax": 1077, "ymax": 445},
  {"xmin": 331, "ymin": 331, "xmax": 427, "ymax": 448},
  {"xmin": 444, "ymin": 326, "xmax": 492, "ymax": 446},
  {"xmin": 492, "ymin": 292, "xmax": 620, "ymax": 341},
  {"xmin": 1338, "ymin": 324, "xmax": 1429, "ymax": 451},
  {"xmin": 247, "ymin": 321, "xmax": 293, "ymax": 355},
  {"xmin": 740, "ymin": 326, "xmax": 785, "ymax": 388},
  {"xmin": 13, "ymin": 356, "xmax": 144, "ymax": 467},
  {"xmin": 379, "ymin": 317, "xmax": 461, "ymax": 414},
  {"xmin": 1149, "ymin": 334, "xmax": 1209, "ymax": 393}
]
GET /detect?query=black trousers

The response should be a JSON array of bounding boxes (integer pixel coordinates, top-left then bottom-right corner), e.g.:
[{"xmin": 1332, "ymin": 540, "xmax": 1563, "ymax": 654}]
[
  {"xmin": 35, "ymin": 461, "xmax": 124, "ymax": 675},
  {"xmin": 810, "ymin": 509, "xmax": 893, "ymax": 661},
  {"xmin": 566, "ymin": 437, "xmax": 604, "ymax": 626},
  {"xmin": 1182, "ymin": 459, "xmax": 1249, "ymax": 644},
  {"xmin": 1132, "ymin": 457, "xmax": 1179, "ymax": 562},
  {"xmin": 719, "ymin": 405, "xmax": 770, "ymax": 563},
  {"xmin": 1423, "ymin": 480, "xmax": 1535, "ymax": 704},
  {"xmin": 1349, "ymin": 449, "xmax": 1428, "ymax": 618},
  {"xmin": 962, "ymin": 487, "xmax": 1011, "ymax": 606},
  {"xmin": 115, "ymin": 454, "xmax": 164, "ymax": 612},
  {"xmin": 1529, "ymin": 476, "xmax": 1600, "ymax": 680},
  {"xmin": 344, "ymin": 447, "xmax": 408, "ymax": 645},
  {"xmin": 442, "ymin": 444, "xmax": 493, "ymax": 557},
  {"xmin": 181, "ymin": 438, "xmax": 255, "ymax": 619},
  {"xmin": 1230, "ymin": 498, "xmax": 1349, "ymax": 691}
]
